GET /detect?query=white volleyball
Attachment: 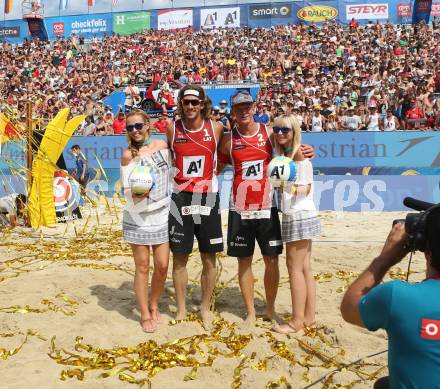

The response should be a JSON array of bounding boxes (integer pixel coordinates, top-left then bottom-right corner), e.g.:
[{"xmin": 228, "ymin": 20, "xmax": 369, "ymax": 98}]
[
  {"xmin": 128, "ymin": 164, "xmax": 155, "ymax": 195},
  {"xmin": 267, "ymin": 156, "xmax": 297, "ymax": 187}
]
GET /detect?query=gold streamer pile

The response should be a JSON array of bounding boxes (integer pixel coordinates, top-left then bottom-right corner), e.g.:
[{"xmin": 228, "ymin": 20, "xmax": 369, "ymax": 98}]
[{"xmin": 49, "ymin": 317, "xmax": 252, "ymax": 387}]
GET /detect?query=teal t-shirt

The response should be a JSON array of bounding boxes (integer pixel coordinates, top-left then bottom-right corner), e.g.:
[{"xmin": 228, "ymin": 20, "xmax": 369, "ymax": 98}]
[{"xmin": 359, "ymin": 280, "xmax": 440, "ymax": 388}]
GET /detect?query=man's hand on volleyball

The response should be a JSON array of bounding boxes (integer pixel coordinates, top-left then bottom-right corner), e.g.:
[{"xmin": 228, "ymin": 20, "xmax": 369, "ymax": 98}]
[{"xmin": 301, "ymin": 144, "xmax": 315, "ymax": 159}]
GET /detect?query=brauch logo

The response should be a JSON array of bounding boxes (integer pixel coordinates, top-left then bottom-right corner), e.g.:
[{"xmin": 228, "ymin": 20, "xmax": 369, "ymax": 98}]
[
  {"xmin": 421, "ymin": 319, "xmax": 440, "ymax": 340},
  {"xmin": 242, "ymin": 160, "xmax": 263, "ymax": 180},
  {"xmin": 183, "ymin": 155, "xmax": 205, "ymax": 178}
]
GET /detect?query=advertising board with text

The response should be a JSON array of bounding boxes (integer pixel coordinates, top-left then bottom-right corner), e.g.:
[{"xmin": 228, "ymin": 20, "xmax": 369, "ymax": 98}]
[
  {"xmin": 113, "ymin": 12, "xmax": 150, "ymax": 35},
  {"xmin": 346, "ymin": 3, "xmax": 389, "ymax": 20},
  {"xmin": 157, "ymin": 9, "xmax": 193, "ymax": 30},
  {"xmin": 46, "ymin": 14, "xmax": 112, "ymax": 39},
  {"xmin": 201, "ymin": 7, "xmax": 240, "ymax": 29}
]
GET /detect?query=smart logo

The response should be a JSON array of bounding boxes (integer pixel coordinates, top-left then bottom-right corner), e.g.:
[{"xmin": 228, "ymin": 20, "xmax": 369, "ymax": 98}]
[{"xmin": 249, "ymin": 4, "xmax": 292, "ymax": 19}]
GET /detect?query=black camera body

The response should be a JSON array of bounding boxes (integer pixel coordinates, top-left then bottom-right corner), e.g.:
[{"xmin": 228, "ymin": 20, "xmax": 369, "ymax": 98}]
[{"xmin": 393, "ymin": 197, "xmax": 438, "ymax": 252}]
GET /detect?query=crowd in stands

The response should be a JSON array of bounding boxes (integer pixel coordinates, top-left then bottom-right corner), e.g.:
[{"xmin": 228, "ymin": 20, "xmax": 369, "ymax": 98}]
[{"xmin": 1, "ymin": 20, "xmax": 440, "ymax": 133}]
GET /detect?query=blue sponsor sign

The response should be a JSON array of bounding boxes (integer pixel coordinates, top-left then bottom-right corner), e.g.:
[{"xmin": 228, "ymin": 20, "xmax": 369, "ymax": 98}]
[
  {"xmin": 0, "ymin": 19, "xmax": 29, "ymax": 43},
  {"xmin": 46, "ymin": 13, "xmax": 112, "ymax": 40},
  {"xmin": 412, "ymin": 0, "xmax": 432, "ymax": 24},
  {"xmin": 2, "ymin": 132, "xmax": 438, "ymax": 172},
  {"xmin": 303, "ymin": 131, "xmax": 440, "ymax": 168}
]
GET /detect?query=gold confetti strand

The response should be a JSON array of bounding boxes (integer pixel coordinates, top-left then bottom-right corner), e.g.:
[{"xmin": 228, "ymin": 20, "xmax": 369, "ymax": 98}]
[
  {"xmin": 314, "ymin": 272, "xmax": 333, "ymax": 283},
  {"xmin": 266, "ymin": 376, "xmax": 292, "ymax": 389},
  {"xmin": 264, "ymin": 332, "xmax": 296, "ymax": 365},
  {"xmin": 183, "ymin": 366, "xmax": 198, "ymax": 381},
  {"xmin": 0, "ymin": 294, "xmax": 82, "ymax": 316},
  {"xmin": 66, "ymin": 262, "xmax": 134, "ymax": 276},
  {"xmin": 231, "ymin": 352, "xmax": 255, "ymax": 389},
  {"xmin": 0, "ymin": 329, "xmax": 46, "ymax": 360}
]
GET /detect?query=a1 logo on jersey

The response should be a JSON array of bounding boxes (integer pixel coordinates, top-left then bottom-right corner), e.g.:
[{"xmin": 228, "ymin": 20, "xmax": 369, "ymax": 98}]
[
  {"xmin": 421, "ymin": 319, "xmax": 440, "ymax": 340},
  {"xmin": 242, "ymin": 160, "xmax": 263, "ymax": 180},
  {"xmin": 183, "ymin": 155, "xmax": 205, "ymax": 178}
]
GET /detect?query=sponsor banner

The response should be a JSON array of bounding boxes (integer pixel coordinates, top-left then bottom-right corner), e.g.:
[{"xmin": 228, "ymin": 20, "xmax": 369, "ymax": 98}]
[
  {"xmin": 346, "ymin": 3, "xmax": 389, "ymax": 20},
  {"xmin": 5, "ymin": 131, "xmax": 438, "ymax": 174},
  {"xmin": 201, "ymin": 7, "xmax": 240, "ymax": 29},
  {"xmin": 304, "ymin": 131, "xmax": 440, "ymax": 168},
  {"xmin": 431, "ymin": 2, "xmax": 440, "ymax": 16},
  {"xmin": 413, "ymin": 0, "xmax": 432, "ymax": 23},
  {"xmin": 157, "ymin": 9, "xmax": 193, "ymax": 30},
  {"xmin": 0, "ymin": 26, "xmax": 19, "ymax": 37},
  {"xmin": 249, "ymin": 3, "xmax": 292, "ymax": 20},
  {"xmin": 56, "ymin": 132, "xmax": 440, "ymax": 171},
  {"xmin": 33, "ymin": 169, "xmax": 439, "ymax": 212},
  {"xmin": 46, "ymin": 14, "xmax": 112, "ymax": 39},
  {"xmin": 297, "ymin": 5, "xmax": 338, "ymax": 22},
  {"xmin": 397, "ymin": 3, "xmax": 412, "ymax": 17},
  {"xmin": 113, "ymin": 12, "xmax": 150, "ymax": 35}
]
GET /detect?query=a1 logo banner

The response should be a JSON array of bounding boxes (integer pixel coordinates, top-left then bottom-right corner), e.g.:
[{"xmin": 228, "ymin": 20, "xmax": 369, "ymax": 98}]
[
  {"xmin": 53, "ymin": 170, "xmax": 82, "ymax": 223},
  {"xmin": 201, "ymin": 7, "xmax": 240, "ymax": 29}
]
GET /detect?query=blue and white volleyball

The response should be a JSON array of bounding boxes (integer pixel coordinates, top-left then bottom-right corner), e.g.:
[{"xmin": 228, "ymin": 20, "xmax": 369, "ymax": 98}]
[
  {"xmin": 267, "ymin": 156, "xmax": 296, "ymax": 187},
  {"xmin": 128, "ymin": 164, "xmax": 155, "ymax": 195}
]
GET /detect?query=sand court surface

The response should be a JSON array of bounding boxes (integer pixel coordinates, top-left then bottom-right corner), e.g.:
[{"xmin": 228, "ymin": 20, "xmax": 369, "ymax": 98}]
[{"xmin": 0, "ymin": 204, "xmax": 426, "ymax": 388}]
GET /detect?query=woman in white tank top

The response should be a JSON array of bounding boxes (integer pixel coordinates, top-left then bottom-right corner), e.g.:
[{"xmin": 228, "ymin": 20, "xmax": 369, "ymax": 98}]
[
  {"xmin": 383, "ymin": 111, "xmax": 397, "ymax": 131},
  {"xmin": 309, "ymin": 108, "xmax": 324, "ymax": 132},
  {"xmin": 366, "ymin": 107, "xmax": 380, "ymax": 131}
]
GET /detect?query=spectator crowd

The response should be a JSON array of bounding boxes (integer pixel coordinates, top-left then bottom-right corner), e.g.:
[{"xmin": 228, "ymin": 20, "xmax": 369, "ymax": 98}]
[{"xmin": 1, "ymin": 20, "xmax": 440, "ymax": 133}]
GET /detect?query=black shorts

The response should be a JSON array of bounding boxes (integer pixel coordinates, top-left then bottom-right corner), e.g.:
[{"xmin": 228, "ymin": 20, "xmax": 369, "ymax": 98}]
[
  {"xmin": 227, "ymin": 208, "xmax": 283, "ymax": 258},
  {"xmin": 169, "ymin": 191, "xmax": 224, "ymax": 255}
]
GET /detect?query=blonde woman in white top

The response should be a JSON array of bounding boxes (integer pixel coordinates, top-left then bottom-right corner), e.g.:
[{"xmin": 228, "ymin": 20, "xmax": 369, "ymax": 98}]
[
  {"xmin": 120, "ymin": 110, "xmax": 171, "ymax": 333},
  {"xmin": 271, "ymin": 115, "xmax": 321, "ymax": 334}
]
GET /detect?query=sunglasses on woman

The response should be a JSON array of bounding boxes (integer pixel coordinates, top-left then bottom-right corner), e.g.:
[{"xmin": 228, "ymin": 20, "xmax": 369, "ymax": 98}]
[
  {"xmin": 182, "ymin": 99, "xmax": 202, "ymax": 107},
  {"xmin": 273, "ymin": 127, "xmax": 293, "ymax": 134},
  {"xmin": 126, "ymin": 122, "xmax": 146, "ymax": 132}
]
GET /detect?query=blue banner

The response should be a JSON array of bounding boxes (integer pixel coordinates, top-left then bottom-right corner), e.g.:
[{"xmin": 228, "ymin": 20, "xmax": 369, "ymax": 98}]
[
  {"xmin": 2, "ymin": 132, "xmax": 439, "ymax": 172},
  {"xmin": 0, "ymin": 19, "xmax": 29, "ymax": 43},
  {"xmin": 412, "ymin": 0, "xmax": 432, "ymax": 23},
  {"xmin": 45, "ymin": 13, "xmax": 112, "ymax": 40},
  {"xmin": 304, "ymin": 131, "xmax": 440, "ymax": 168},
  {"xmin": 28, "ymin": 168, "xmax": 439, "ymax": 212}
]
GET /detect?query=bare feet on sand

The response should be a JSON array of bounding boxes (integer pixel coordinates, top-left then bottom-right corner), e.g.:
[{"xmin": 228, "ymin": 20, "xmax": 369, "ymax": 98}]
[
  {"xmin": 272, "ymin": 318, "xmax": 304, "ymax": 334},
  {"xmin": 140, "ymin": 317, "xmax": 157, "ymax": 333}
]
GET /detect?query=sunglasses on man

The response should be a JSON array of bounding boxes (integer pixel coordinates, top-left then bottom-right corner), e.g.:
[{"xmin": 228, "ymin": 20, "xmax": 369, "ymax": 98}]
[
  {"xmin": 273, "ymin": 127, "xmax": 293, "ymax": 134},
  {"xmin": 126, "ymin": 122, "xmax": 147, "ymax": 132},
  {"xmin": 182, "ymin": 99, "xmax": 202, "ymax": 107}
]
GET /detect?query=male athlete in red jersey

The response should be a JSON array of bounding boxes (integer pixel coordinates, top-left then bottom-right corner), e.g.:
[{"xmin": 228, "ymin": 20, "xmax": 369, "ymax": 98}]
[
  {"xmin": 166, "ymin": 85, "xmax": 224, "ymax": 325},
  {"xmin": 218, "ymin": 90, "xmax": 314, "ymax": 324}
]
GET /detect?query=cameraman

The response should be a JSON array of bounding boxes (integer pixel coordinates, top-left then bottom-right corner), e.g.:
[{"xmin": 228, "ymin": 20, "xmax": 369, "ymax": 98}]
[{"xmin": 340, "ymin": 209, "xmax": 440, "ymax": 388}]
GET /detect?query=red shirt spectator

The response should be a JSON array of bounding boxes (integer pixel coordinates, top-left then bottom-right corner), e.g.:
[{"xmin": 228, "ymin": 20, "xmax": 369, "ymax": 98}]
[
  {"xmin": 112, "ymin": 113, "xmax": 126, "ymax": 135},
  {"xmin": 406, "ymin": 106, "xmax": 424, "ymax": 119},
  {"xmin": 350, "ymin": 18, "xmax": 359, "ymax": 28},
  {"xmin": 153, "ymin": 114, "xmax": 170, "ymax": 133}
]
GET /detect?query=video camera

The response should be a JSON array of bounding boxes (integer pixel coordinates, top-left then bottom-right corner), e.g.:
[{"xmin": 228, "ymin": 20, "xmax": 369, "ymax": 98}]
[{"xmin": 393, "ymin": 197, "xmax": 438, "ymax": 252}]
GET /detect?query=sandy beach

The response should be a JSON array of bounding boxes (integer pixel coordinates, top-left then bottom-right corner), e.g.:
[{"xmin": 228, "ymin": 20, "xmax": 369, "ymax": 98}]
[{"xmin": 0, "ymin": 203, "xmax": 427, "ymax": 389}]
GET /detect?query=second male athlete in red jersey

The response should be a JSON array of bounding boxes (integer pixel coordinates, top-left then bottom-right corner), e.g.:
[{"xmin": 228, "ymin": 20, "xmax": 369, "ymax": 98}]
[{"xmin": 230, "ymin": 123, "xmax": 273, "ymax": 211}]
